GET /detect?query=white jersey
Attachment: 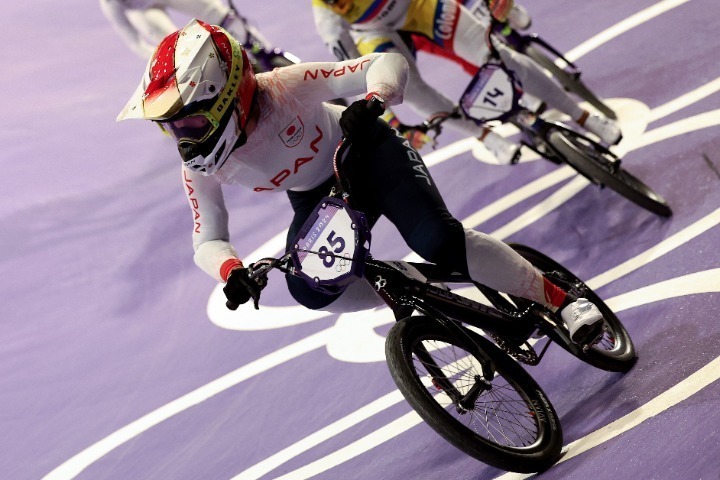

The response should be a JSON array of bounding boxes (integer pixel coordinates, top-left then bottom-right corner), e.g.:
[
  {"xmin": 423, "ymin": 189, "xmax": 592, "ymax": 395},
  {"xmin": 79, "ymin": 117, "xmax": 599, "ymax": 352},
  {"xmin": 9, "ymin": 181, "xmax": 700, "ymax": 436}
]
[{"xmin": 185, "ymin": 53, "xmax": 409, "ymax": 282}]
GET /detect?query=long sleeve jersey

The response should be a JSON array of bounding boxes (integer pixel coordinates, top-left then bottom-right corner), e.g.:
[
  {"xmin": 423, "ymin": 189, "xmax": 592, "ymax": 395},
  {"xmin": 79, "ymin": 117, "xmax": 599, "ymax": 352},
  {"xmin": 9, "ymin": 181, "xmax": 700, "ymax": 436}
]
[{"xmin": 184, "ymin": 52, "xmax": 409, "ymax": 283}]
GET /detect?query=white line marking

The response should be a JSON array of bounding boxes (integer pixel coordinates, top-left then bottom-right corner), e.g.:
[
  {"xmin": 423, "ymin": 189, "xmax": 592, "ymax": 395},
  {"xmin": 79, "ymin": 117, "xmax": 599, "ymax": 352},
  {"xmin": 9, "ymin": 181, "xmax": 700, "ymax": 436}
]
[
  {"xmin": 647, "ymin": 78, "xmax": 720, "ymax": 123},
  {"xmin": 41, "ymin": 330, "xmax": 333, "ymax": 480},
  {"xmin": 495, "ymin": 357, "xmax": 720, "ymax": 480},
  {"xmin": 488, "ymin": 175, "xmax": 589, "ymax": 240},
  {"xmin": 232, "ymin": 391, "xmax": 408, "ymax": 480},
  {"xmin": 605, "ymin": 269, "xmax": 720, "ymax": 312},
  {"xmin": 461, "ymin": 167, "xmax": 577, "ymax": 228},
  {"xmin": 630, "ymin": 109, "xmax": 720, "ymax": 151},
  {"xmin": 563, "ymin": 0, "xmax": 693, "ymax": 62},
  {"xmin": 587, "ymin": 207, "xmax": 720, "ymax": 289}
]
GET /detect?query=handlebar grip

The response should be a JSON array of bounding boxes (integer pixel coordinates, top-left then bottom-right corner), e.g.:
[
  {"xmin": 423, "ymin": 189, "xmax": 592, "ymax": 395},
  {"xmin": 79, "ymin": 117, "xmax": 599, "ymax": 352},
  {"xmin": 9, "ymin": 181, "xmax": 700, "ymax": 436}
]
[{"xmin": 366, "ymin": 95, "xmax": 385, "ymax": 117}]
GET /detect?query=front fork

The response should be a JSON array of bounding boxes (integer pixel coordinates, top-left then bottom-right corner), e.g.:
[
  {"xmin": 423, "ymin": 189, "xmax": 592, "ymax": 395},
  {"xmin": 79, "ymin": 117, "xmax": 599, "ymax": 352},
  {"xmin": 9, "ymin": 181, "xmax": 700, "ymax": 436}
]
[
  {"xmin": 417, "ymin": 311, "xmax": 497, "ymax": 411},
  {"xmin": 366, "ymin": 265, "xmax": 498, "ymax": 406}
]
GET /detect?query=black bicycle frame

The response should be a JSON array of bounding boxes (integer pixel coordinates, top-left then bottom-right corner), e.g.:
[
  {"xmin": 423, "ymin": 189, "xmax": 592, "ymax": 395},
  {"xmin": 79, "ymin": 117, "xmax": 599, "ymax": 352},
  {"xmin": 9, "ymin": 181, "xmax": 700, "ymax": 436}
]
[{"xmin": 362, "ymin": 259, "xmax": 528, "ymax": 339}]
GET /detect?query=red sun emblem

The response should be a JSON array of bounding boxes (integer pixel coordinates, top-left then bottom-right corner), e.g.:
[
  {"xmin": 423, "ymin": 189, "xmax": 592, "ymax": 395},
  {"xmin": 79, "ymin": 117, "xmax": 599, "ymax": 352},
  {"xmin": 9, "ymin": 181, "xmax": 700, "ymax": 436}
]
[{"xmin": 278, "ymin": 116, "xmax": 304, "ymax": 148}]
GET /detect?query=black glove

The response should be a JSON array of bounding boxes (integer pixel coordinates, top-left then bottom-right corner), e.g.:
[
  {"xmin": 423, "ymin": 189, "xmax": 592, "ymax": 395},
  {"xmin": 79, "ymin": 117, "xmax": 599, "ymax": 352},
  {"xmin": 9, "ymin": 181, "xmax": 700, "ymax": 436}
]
[
  {"xmin": 339, "ymin": 96, "xmax": 385, "ymax": 146},
  {"xmin": 223, "ymin": 267, "xmax": 263, "ymax": 310}
]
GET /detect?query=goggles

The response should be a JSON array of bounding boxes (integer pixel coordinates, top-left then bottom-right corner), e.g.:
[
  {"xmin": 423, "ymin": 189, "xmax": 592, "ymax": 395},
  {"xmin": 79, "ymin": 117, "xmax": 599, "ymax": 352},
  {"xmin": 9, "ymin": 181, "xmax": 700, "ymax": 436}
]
[{"xmin": 160, "ymin": 112, "xmax": 219, "ymax": 144}]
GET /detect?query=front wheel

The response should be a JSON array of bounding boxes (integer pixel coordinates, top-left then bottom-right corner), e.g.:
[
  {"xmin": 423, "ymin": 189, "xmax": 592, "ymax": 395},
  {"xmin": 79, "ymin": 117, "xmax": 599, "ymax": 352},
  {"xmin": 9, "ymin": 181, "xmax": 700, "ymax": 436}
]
[
  {"xmin": 549, "ymin": 129, "xmax": 672, "ymax": 217},
  {"xmin": 510, "ymin": 244, "xmax": 637, "ymax": 372},
  {"xmin": 385, "ymin": 316, "xmax": 563, "ymax": 472}
]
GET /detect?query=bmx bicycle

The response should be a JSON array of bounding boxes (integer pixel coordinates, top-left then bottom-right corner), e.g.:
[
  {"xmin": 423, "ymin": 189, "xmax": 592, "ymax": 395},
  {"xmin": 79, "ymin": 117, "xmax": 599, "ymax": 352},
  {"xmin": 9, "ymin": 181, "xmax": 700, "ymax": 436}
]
[
  {"xmin": 228, "ymin": 113, "xmax": 637, "ymax": 472},
  {"xmin": 410, "ymin": 61, "xmax": 672, "ymax": 217},
  {"xmin": 490, "ymin": 18, "xmax": 617, "ymax": 120},
  {"xmin": 411, "ymin": 2, "xmax": 617, "ymax": 119}
]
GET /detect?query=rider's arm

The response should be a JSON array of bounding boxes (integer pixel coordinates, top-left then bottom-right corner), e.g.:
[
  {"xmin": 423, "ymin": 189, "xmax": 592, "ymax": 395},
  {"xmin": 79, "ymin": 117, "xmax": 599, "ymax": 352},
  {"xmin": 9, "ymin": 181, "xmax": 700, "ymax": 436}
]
[
  {"xmin": 181, "ymin": 166, "xmax": 242, "ymax": 283},
  {"xmin": 311, "ymin": 2, "xmax": 361, "ymax": 61},
  {"xmin": 99, "ymin": 0, "xmax": 158, "ymax": 58},
  {"xmin": 281, "ymin": 52, "xmax": 409, "ymax": 106}
]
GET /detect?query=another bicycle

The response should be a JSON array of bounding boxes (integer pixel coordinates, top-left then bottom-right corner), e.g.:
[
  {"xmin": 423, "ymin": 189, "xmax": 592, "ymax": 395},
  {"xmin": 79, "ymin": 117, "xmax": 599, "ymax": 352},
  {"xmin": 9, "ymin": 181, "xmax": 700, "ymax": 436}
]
[
  {"xmin": 231, "ymin": 127, "xmax": 637, "ymax": 473},
  {"xmin": 413, "ymin": 3, "xmax": 617, "ymax": 119},
  {"xmin": 223, "ymin": 2, "xmax": 300, "ymax": 73},
  {"xmin": 491, "ymin": 20, "xmax": 617, "ymax": 120},
  {"xmin": 414, "ymin": 62, "xmax": 672, "ymax": 217}
]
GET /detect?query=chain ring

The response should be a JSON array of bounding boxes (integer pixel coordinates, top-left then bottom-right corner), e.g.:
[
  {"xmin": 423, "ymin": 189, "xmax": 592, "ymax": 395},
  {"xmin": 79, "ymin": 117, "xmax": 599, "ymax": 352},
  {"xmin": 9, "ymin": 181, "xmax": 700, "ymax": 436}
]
[{"xmin": 489, "ymin": 333, "xmax": 540, "ymax": 365}]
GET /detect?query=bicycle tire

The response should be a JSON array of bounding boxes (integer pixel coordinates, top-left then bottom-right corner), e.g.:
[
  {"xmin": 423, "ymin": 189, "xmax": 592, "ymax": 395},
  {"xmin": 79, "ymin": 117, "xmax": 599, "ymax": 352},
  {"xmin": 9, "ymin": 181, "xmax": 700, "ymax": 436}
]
[
  {"xmin": 549, "ymin": 129, "xmax": 672, "ymax": 216},
  {"xmin": 509, "ymin": 244, "xmax": 637, "ymax": 372},
  {"xmin": 524, "ymin": 44, "xmax": 617, "ymax": 119},
  {"xmin": 385, "ymin": 315, "xmax": 563, "ymax": 472}
]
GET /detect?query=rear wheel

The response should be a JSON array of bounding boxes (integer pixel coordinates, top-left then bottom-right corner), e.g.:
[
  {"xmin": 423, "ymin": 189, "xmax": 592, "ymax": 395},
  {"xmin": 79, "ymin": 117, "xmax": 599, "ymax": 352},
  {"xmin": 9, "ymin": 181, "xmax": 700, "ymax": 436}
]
[
  {"xmin": 525, "ymin": 44, "xmax": 617, "ymax": 120},
  {"xmin": 509, "ymin": 244, "xmax": 637, "ymax": 372},
  {"xmin": 386, "ymin": 316, "xmax": 563, "ymax": 472},
  {"xmin": 549, "ymin": 129, "xmax": 672, "ymax": 217}
]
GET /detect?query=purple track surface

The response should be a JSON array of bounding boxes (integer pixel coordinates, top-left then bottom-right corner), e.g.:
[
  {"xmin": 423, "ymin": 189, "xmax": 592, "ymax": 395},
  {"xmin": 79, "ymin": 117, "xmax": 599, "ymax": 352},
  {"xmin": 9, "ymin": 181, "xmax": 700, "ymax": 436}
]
[{"xmin": 4, "ymin": 1, "xmax": 720, "ymax": 479}]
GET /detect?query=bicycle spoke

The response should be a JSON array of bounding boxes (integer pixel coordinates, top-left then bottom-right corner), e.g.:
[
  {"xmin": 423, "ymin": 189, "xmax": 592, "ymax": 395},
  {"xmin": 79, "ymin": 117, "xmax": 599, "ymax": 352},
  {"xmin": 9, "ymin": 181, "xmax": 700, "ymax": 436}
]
[{"xmin": 411, "ymin": 339, "xmax": 542, "ymax": 448}]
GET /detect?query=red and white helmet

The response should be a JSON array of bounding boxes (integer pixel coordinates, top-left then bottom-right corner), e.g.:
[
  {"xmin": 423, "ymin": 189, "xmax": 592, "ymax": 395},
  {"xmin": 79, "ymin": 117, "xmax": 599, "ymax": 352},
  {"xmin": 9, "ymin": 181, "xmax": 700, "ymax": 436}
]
[{"xmin": 118, "ymin": 19, "xmax": 257, "ymax": 175}]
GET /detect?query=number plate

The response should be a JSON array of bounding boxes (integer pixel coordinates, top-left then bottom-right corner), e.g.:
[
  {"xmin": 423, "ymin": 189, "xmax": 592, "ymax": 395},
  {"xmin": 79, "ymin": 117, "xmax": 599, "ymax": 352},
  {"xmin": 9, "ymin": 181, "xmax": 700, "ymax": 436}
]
[
  {"xmin": 291, "ymin": 197, "xmax": 371, "ymax": 294},
  {"xmin": 460, "ymin": 63, "xmax": 521, "ymax": 123}
]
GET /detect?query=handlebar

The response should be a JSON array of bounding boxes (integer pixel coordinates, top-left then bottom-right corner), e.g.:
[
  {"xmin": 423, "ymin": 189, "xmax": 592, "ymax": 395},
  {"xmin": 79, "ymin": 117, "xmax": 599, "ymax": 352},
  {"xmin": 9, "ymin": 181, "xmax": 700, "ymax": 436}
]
[
  {"xmin": 224, "ymin": 254, "xmax": 295, "ymax": 311},
  {"xmin": 398, "ymin": 109, "xmax": 461, "ymax": 144}
]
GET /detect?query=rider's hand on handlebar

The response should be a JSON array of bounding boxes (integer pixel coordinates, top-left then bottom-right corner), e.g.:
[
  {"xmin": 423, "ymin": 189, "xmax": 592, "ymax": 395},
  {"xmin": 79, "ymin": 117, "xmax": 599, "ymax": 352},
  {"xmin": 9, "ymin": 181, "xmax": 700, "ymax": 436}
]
[
  {"xmin": 339, "ymin": 94, "xmax": 385, "ymax": 147},
  {"xmin": 382, "ymin": 110, "xmax": 433, "ymax": 151},
  {"xmin": 223, "ymin": 267, "xmax": 265, "ymax": 310}
]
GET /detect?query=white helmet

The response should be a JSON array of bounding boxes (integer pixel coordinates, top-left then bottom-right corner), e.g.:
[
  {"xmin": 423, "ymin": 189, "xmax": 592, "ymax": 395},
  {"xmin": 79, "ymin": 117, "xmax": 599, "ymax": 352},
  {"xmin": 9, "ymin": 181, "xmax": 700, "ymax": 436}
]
[{"xmin": 117, "ymin": 19, "xmax": 258, "ymax": 175}]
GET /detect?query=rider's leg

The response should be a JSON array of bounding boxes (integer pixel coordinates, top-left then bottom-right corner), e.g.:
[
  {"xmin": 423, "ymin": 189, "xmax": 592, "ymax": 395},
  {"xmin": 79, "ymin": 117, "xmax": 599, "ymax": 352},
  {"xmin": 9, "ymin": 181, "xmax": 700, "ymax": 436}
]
[
  {"xmin": 122, "ymin": 8, "xmax": 177, "ymax": 53},
  {"xmin": 447, "ymin": 2, "xmax": 621, "ymax": 145},
  {"xmin": 352, "ymin": 122, "xmax": 603, "ymax": 340},
  {"xmin": 351, "ymin": 122, "xmax": 555, "ymax": 306},
  {"xmin": 353, "ymin": 29, "xmax": 519, "ymax": 164},
  {"xmin": 284, "ymin": 122, "xmax": 603, "ymax": 340},
  {"xmin": 448, "ymin": 9, "xmax": 583, "ymax": 122},
  {"xmin": 493, "ymin": 41, "xmax": 621, "ymax": 145}
]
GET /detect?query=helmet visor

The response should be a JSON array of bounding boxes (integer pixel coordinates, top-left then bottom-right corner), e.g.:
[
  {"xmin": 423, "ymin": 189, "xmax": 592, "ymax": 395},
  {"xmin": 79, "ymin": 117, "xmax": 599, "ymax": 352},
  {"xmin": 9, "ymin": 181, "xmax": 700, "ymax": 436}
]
[{"xmin": 161, "ymin": 113, "xmax": 217, "ymax": 144}]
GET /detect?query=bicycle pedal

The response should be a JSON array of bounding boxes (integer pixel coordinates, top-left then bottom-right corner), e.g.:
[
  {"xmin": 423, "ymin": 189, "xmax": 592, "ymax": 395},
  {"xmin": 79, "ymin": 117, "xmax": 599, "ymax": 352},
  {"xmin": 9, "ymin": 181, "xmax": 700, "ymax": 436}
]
[{"xmin": 581, "ymin": 325, "xmax": 606, "ymax": 352}]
